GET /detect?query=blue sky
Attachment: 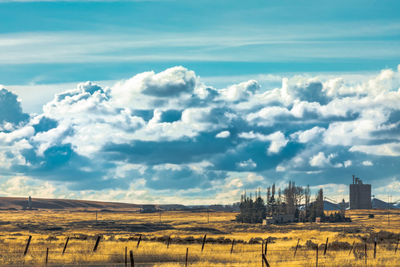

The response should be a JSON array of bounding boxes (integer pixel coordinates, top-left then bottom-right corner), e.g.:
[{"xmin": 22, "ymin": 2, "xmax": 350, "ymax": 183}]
[{"xmin": 0, "ymin": 0, "xmax": 399, "ymax": 204}]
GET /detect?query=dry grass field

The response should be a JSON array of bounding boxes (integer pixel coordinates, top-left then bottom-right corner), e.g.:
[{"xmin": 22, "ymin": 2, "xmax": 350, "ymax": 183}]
[{"xmin": 0, "ymin": 209, "xmax": 399, "ymax": 266}]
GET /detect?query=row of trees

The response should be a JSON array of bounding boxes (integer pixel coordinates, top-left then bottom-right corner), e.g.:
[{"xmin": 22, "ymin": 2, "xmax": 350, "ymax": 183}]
[{"xmin": 236, "ymin": 181, "xmax": 326, "ymax": 223}]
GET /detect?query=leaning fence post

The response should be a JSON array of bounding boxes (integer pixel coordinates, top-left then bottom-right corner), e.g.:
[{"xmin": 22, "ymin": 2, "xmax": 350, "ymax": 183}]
[
  {"xmin": 364, "ymin": 242, "xmax": 367, "ymax": 265},
  {"xmin": 136, "ymin": 234, "xmax": 142, "ymax": 249},
  {"xmin": 230, "ymin": 239, "xmax": 235, "ymax": 254},
  {"xmin": 62, "ymin": 237, "xmax": 69, "ymax": 255},
  {"xmin": 315, "ymin": 245, "xmax": 318, "ymax": 267},
  {"xmin": 167, "ymin": 236, "xmax": 171, "ymax": 249},
  {"xmin": 125, "ymin": 246, "xmax": 127, "ymax": 267},
  {"xmin": 348, "ymin": 241, "xmax": 355, "ymax": 256},
  {"xmin": 395, "ymin": 238, "xmax": 399, "ymax": 254},
  {"xmin": 129, "ymin": 250, "xmax": 134, "ymax": 267},
  {"xmin": 324, "ymin": 237, "xmax": 328, "ymax": 256},
  {"xmin": 185, "ymin": 247, "xmax": 189, "ymax": 267},
  {"xmin": 374, "ymin": 238, "xmax": 377, "ymax": 259},
  {"xmin": 201, "ymin": 234, "xmax": 207, "ymax": 252},
  {"xmin": 45, "ymin": 248, "xmax": 49, "ymax": 265},
  {"xmin": 262, "ymin": 253, "xmax": 270, "ymax": 267},
  {"xmin": 264, "ymin": 238, "xmax": 268, "ymax": 257},
  {"xmin": 93, "ymin": 235, "xmax": 101, "ymax": 252},
  {"xmin": 294, "ymin": 238, "xmax": 300, "ymax": 258},
  {"xmin": 23, "ymin": 235, "xmax": 32, "ymax": 256}
]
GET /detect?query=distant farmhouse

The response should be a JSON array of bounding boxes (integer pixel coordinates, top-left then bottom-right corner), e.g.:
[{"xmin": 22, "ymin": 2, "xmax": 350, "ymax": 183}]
[
  {"xmin": 349, "ymin": 175, "xmax": 372, "ymax": 209},
  {"xmin": 140, "ymin": 204, "xmax": 158, "ymax": 213}
]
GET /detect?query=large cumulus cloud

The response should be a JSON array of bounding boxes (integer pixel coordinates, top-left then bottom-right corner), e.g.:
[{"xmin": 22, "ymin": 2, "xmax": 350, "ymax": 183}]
[{"xmin": 1, "ymin": 65, "xmax": 400, "ymax": 203}]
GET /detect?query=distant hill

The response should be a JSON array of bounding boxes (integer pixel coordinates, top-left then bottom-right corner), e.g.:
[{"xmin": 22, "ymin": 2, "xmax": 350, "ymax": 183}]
[
  {"xmin": 0, "ymin": 197, "xmax": 142, "ymax": 211},
  {"xmin": 0, "ymin": 197, "xmax": 215, "ymax": 212},
  {"xmin": 323, "ymin": 200, "xmax": 342, "ymax": 211},
  {"xmin": 324, "ymin": 198, "xmax": 399, "ymax": 210},
  {"xmin": 3, "ymin": 196, "xmax": 396, "ymax": 212},
  {"xmin": 372, "ymin": 198, "xmax": 397, "ymax": 209}
]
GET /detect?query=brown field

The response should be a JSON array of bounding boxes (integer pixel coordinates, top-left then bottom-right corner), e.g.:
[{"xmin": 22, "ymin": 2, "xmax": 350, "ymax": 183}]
[{"xmin": 0, "ymin": 209, "xmax": 399, "ymax": 266}]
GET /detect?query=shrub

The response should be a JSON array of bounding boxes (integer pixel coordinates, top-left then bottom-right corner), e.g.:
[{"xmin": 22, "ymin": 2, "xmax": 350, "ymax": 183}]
[
  {"xmin": 328, "ymin": 240, "xmax": 352, "ymax": 250},
  {"xmin": 305, "ymin": 240, "xmax": 317, "ymax": 249},
  {"xmin": 248, "ymin": 237, "xmax": 263, "ymax": 244}
]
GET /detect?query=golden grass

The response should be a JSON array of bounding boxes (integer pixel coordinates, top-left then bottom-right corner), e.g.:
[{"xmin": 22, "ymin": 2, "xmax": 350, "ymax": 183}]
[{"xmin": 0, "ymin": 209, "xmax": 399, "ymax": 266}]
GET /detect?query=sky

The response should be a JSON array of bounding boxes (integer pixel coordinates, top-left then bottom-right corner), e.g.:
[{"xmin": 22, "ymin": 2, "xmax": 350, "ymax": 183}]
[{"xmin": 0, "ymin": 0, "xmax": 399, "ymax": 204}]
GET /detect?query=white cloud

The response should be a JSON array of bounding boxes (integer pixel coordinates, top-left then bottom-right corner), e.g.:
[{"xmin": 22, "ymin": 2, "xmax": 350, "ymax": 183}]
[
  {"xmin": 266, "ymin": 131, "xmax": 288, "ymax": 154},
  {"xmin": 0, "ymin": 176, "xmax": 57, "ymax": 198},
  {"xmin": 238, "ymin": 130, "xmax": 288, "ymax": 154},
  {"xmin": 275, "ymin": 165, "xmax": 286, "ymax": 172},
  {"xmin": 246, "ymin": 106, "xmax": 291, "ymax": 126},
  {"xmin": 113, "ymin": 66, "xmax": 196, "ymax": 98},
  {"xmin": 309, "ymin": 152, "xmax": 336, "ymax": 167},
  {"xmin": 216, "ymin": 130, "xmax": 230, "ymax": 138},
  {"xmin": 220, "ymin": 80, "xmax": 259, "ymax": 101},
  {"xmin": 291, "ymin": 126, "xmax": 325, "ymax": 143},
  {"xmin": 226, "ymin": 178, "xmax": 244, "ymax": 188},
  {"xmin": 0, "ymin": 65, "xmax": 400, "ymax": 204},
  {"xmin": 245, "ymin": 173, "xmax": 264, "ymax": 183},
  {"xmin": 362, "ymin": 160, "xmax": 373, "ymax": 166},
  {"xmin": 323, "ymin": 108, "xmax": 390, "ymax": 146},
  {"xmin": 237, "ymin": 159, "xmax": 257, "ymax": 169},
  {"xmin": 373, "ymin": 177, "xmax": 400, "ymax": 200},
  {"xmin": 350, "ymin": 143, "xmax": 400, "ymax": 156},
  {"xmin": 238, "ymin": 131, "xmax": 270, "ymax": 141},
  {"xmin": 343, "ymin": 160, "xmax": 352, "ymax": 168}
]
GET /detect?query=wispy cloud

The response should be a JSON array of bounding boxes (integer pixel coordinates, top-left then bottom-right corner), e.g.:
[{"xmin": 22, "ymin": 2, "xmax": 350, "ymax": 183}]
[
  {"xmin": 1, "ymin": 21, "xmax": 399, "ymax": 65},
  {"xmin": 0, "ymin": 0, "xmax": 161, "ymax": 3}
]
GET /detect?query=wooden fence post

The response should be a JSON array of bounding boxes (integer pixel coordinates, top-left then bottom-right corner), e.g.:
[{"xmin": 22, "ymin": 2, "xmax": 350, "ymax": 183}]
[
  {"xmin": 136, "ymin": 234, "xmax": 142, "ymax": 249},
  {"xmin": 93, "ymin": 235, "xmax": 101, "ymax": 252},
  {"xmin": 395, "ymin": 238, "xmax": 399, "ymax": 254},
  {"xmin": 167, "ymin": 236, "xmax": 171, "ymax": 249},
  {"xmin": 261, "ymin": 241, "xmax": 264, "ymax": 267},
  {"xmin": 125, "ymin": 246, "xmax": 127, "ymax": 267},
  {"xmin": 45, "ymin": 248, "xmax": 49, "ymax": 265},
  {"xmin": 201, "ymin": 234, "xmax": 207, "ymax": 252},
  {"xmin": 62, "ymin": 236, "xmax": 69, "ymax": 255},
  {"xmin": 294, "ymin": 239, "xmax": 300, "ymax": 258},
  {"xmin": 348, "ymin": 241, "xmax": 355, "ymax": 256},
  {"xmin": 185, "ymin": 247, "xmax": 189, "ymax": 267},
  {"xmin": 23, "ymin": 235, "xmax": 32, "ymax": 256},
  {"xmin": 230, "ymin": 239, "xmax": 235, "ymax": 254},
  {"xmin": 262, "ymin": 253, "xmax": 270, "ymax": 267},
  {"xmin": 129, "ymin": 250, "xmax": 134, "ymax": 267},
  {"xmin": 324, "ymin": 238, "xmax": 328, "ymax": 256},
  {"xmin": 264, "ymin": 239, "xmax": 268, "ymax": 257},
  {"xmin": 315, "ymin": 245, "xmax": 318, "ymax": 267},
  {"xmin": 374, "ymin": 239, "xmax": 377, "ymax": 259}
]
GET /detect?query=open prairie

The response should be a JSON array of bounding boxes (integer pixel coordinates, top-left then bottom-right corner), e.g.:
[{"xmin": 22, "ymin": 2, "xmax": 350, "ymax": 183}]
[{"xmin": 0, "ymin": 209, "xmax": 399, "ymax": 266}]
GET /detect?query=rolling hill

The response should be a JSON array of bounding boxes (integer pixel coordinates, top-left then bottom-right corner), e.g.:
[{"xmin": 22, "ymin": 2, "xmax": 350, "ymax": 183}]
[{"xmin": 0, "ymin": 197, "xmax": 142, "ymax": 211}]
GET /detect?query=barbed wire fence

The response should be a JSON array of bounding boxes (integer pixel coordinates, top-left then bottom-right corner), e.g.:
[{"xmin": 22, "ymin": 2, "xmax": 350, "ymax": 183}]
[{"xmin": 1, "ymin": 234, "xmax": 399, "ymax": 266}]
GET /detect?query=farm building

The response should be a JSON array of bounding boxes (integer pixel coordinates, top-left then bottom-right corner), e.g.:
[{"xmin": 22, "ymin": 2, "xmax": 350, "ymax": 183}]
[
  {"xmin": 140, "ymin": 204, "xmax": 158, "ymax": 213},
  {"xmin": 263, "ymin": 214, "xmax": 295, "ymax": 225},
  {"xmin": 349, "ymin": 175, "xmax": 372, "ymax": 209}
]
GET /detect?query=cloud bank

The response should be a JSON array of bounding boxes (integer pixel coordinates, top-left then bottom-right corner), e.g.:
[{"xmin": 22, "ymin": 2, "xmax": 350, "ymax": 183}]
[{"xmin": 1, "ymin": 65, "xmax": 400, "ymax": 204}]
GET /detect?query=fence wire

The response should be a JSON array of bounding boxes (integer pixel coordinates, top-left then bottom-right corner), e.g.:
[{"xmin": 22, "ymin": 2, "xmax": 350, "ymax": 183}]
[{"xmin": 1, "ymin": 238, "xmax": 399, "ymax": 266}]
